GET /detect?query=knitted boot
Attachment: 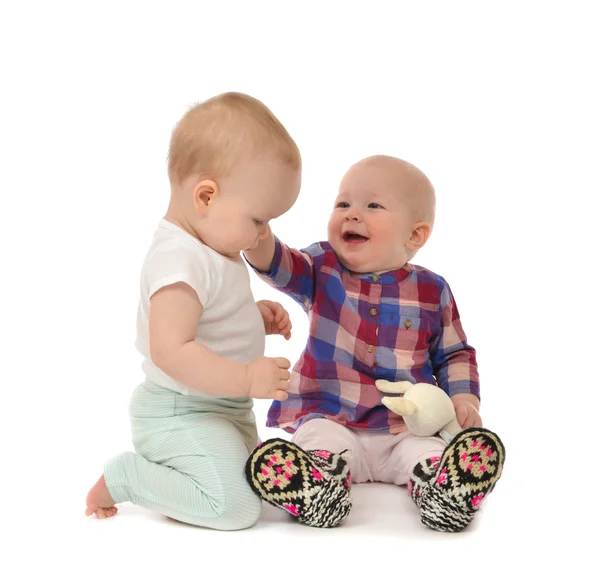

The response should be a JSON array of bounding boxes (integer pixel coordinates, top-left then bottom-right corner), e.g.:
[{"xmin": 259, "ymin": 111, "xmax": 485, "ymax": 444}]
[
  {"xmin": 245, "ymin": 438, "xmax": 352, "ymax": 528},
  {"xmin": 415, "ymin": 427, "xmax": 505, "ymax": 533},
  {"xmin": 408, "ymin": 455, "xmax": 442, "ymax": 507}
]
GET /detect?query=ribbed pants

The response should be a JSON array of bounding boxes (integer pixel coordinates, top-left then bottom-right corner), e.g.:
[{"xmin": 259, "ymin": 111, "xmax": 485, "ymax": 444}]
[{"xmin": 104, "ymin": 380, "xmax": 261, "ymax": 530}]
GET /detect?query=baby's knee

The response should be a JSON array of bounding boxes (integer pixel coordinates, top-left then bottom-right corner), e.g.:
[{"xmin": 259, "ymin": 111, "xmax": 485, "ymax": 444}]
[{"xmin": 218, "ymin": 486, "xmax": 262, "ymax": 530}]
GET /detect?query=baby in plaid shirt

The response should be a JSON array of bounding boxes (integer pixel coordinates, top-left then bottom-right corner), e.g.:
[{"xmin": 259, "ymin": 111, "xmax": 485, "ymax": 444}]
[{"xmin": 244, "ymin": 155, "xmax": 505, "ymax": 532}]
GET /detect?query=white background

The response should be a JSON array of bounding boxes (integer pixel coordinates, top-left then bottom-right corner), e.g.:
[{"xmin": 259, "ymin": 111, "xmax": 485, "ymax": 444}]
[{"xmin": 1, "ymin": 1, "xmax": 597, "ymax": 579}]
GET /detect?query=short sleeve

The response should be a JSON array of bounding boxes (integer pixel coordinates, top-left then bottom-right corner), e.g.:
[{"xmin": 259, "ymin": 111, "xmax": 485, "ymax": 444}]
[{"xmin": 142, "ymin": 240, "xmax": 214, "ymax": 308}]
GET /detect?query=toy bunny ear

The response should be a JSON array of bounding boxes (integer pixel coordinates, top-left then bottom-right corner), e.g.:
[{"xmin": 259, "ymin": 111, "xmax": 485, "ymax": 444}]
[
  {"xmin": 375, "ymin": 380, "xmax": 412, "ymax": 394},
  {"xmin": 381, "ymin": 396, "xmax": 417, "ymax": 416}
]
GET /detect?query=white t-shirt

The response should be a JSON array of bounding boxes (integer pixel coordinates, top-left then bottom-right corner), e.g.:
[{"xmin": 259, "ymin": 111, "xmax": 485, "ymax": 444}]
[{"xmin": 135, "ymin": 219, "xmax": 265, "ymax": 396}]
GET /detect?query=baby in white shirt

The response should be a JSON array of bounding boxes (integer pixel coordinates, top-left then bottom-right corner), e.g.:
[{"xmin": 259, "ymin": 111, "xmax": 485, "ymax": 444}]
[{"xmin": 85, "ymin": 92, "xmax": 301, "ymax": 529}]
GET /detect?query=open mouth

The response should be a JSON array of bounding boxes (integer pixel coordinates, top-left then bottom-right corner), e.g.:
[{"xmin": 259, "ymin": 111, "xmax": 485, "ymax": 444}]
[{"xmin": 343, "ymin": 232, "xmax": 369, "ymax": 243}]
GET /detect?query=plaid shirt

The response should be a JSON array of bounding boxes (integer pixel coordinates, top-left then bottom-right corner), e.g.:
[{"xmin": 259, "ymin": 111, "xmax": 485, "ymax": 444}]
[{"xmin": 253, "ymin": 238, "xmax": 479, "ymax": 434}]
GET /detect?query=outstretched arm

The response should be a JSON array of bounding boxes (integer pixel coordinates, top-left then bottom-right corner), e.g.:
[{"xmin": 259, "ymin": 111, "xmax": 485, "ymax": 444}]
[
  {"xmin": 245, "ymin": 230, "xmax": 318, "ymax": 311},
  {"xmin": 244, "ymin": 225, "xmax": 276, "ymax": 273}
]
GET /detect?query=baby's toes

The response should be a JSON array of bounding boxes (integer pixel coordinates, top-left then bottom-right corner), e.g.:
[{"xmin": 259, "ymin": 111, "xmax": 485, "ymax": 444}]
[
  {"xmin": 97, "ymin": 507, "xmax": 117, "ymax": 519},
  {"xmin": 105, "ymin": 507, "xmax": 118, "ymax": 518}
]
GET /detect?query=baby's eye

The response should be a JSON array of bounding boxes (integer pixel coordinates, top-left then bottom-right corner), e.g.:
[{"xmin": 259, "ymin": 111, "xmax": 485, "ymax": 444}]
[
  {"xmin": 368, "ymin": 203, "xmax": 383, "ymax": 209},
  {"xmin": 253, "ymin": 219, "xmax": 264, "ymax": 225},
  {"xmin": 336, "ymin": 202, "xmax": 350, "ymax": 209}
]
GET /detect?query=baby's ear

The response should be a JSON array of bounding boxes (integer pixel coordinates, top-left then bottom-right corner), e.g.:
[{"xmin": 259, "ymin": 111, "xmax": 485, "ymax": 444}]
[
  {"xmin": 406, "ymin": 221, "xmax": 432, "ymax": 251},
  {"xmin": 192, "ymin": 179, "xmax": 219, "ymax": 213}
]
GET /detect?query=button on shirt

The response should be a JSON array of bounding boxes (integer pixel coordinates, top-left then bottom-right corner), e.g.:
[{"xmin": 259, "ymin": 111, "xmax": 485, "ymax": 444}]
[{"xmin": 251, "ymin": 239, "xmax": 479, "ymax": 434}]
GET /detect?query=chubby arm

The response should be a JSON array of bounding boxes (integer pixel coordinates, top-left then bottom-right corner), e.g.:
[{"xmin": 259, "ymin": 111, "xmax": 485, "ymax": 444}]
[
  {"xmin": 244, "ymin": 225, "xmax": 276, "ymax": 273},
  {"xmin": 149, "ymin": 282, "xmax": 291, "ymax": 399},
  {"xmin": 149, "ymin": 282, "xmax": 249, "ymax": 396}
]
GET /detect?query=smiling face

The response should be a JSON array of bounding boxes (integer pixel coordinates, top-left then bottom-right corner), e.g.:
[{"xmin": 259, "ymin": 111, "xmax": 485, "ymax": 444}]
[{"xmin": 327, "ymin": 156, "xmax": 435, "ymax": 274}]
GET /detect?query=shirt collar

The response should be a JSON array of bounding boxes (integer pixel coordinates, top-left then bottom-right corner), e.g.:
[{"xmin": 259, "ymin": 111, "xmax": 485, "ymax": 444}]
[{"xmin": 352, "ymin": 264, "xmax": 413, "ymax": 284}]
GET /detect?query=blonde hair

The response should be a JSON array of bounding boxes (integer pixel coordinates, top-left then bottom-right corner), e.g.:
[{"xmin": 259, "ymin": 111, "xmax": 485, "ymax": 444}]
[{"xmin": 168, "ymin": 92, "xmax": 301, "ymax": 184}]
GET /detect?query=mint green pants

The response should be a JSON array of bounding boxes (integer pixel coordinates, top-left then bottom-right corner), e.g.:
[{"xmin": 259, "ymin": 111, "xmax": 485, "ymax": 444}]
[{"xmin": 104, "ymin": 380, "xmax": 261, "ymax": 530}]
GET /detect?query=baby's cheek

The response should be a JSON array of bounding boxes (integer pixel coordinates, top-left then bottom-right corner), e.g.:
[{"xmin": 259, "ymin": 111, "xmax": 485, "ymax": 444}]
[{"xmin": 327, "ymin": 216, "xmax": 340, "ymax": 237}]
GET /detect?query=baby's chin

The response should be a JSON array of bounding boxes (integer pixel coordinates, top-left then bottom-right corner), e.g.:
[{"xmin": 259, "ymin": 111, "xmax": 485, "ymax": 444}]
[
  {"xmin": 334, "ymin": 249, "xmax": 399, "ymax": 274},
  {"xmin": 329, "ymin": 239, "xmax": 400, "ymax": 274},
  {"xmin": 334, "ymin": 252, "xmax": 379, "ymax": 274}
]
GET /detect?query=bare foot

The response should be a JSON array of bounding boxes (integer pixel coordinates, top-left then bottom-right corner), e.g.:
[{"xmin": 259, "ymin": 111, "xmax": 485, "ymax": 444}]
[{"xmin": 85, "ymin": 475, "xmax": 118, "ymax": 519}]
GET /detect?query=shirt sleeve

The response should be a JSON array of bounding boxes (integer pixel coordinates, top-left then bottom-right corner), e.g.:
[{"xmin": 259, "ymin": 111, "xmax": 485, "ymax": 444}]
[
  {"xmin": 429, "ymin": 277, "xmax": 480, "ymax": 399},
  {"xmin": 142, "ymin": 241, "xmax": 213, "ymax": 308},
  {"xmin": 250, "ymin": 236, "xmax": 317, "ymax": 312}
]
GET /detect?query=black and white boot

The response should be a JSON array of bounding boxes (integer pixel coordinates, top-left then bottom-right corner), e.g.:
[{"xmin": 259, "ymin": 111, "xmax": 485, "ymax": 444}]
[
  {"xmin": 411, "ymin": 427, "xmax": 506, "ymax": 532},
  {"xmin": 245, "ymin": 438, "xmax": 352, "ymax": 528}
]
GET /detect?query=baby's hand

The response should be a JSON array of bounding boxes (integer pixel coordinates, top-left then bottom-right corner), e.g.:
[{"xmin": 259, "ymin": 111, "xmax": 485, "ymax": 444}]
[
  {"xmin": 256, "ymin": 300, "xmax": 292, "ymax": 340},
  {"xmin": 246, "ymin": 356, "xmax": 291, "ymax": 401},
  {"xmin": 451, "ymin": 393, "xmax": 482, "ymax": 429}
]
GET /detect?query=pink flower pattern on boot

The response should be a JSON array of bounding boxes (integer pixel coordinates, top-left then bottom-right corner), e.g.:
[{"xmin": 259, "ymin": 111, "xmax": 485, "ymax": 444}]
[
  {"xmin": 245, "ymin": 438, "xmax": 352, "ymax": 528},
  {"xmin": 313, "ymin": 450, "xmax": 331, "ymax": 459},
  {"xmin": 436, "ymin": 468, "xmax": 448, "ymax": 486},
  {"xmin": 283, "ymin": 503, "xmax": 299, "ymax": 515},
  {"xmin": 415, "ymin": 428, "xmax": 506, "ymax": 533}
]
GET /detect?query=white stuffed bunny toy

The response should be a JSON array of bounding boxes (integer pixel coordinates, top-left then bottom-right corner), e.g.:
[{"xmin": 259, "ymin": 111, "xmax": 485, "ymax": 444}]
[{"xmin": 375, "ymin": 380, "xmax": 463, "ymax": 444}]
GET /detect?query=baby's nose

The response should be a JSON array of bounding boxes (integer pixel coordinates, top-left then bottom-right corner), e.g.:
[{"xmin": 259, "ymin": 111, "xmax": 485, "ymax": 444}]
[{"xmin": 345, "ymin": 209, "xmax": 361, "ymax": 221}]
